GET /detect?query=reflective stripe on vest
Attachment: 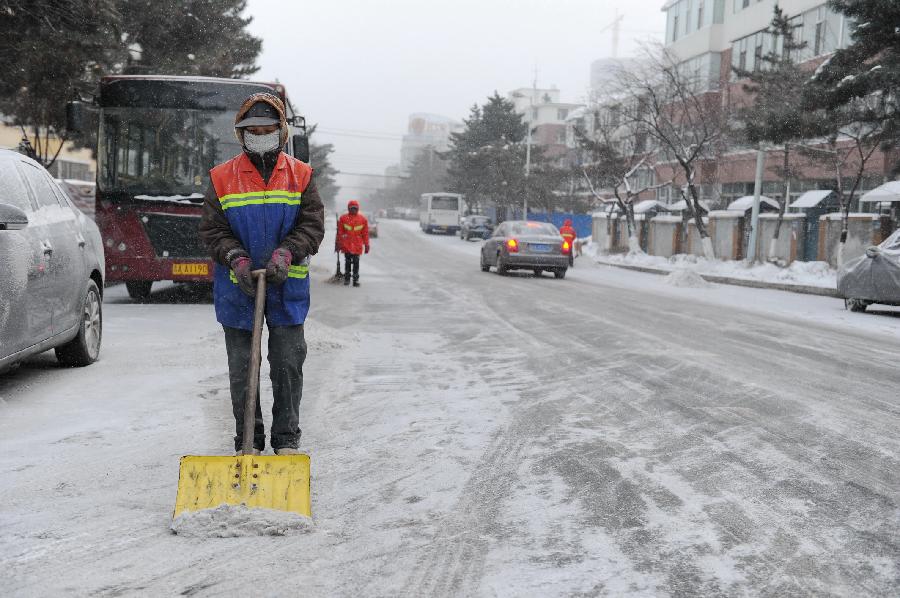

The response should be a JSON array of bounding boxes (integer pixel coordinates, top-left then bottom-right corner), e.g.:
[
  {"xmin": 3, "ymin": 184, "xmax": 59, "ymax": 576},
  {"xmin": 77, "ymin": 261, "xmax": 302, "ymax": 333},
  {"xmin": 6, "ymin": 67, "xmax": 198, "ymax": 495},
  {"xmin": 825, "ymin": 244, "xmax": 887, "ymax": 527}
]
[
  {"xmin": 219, "ymin": 190, "xmax": 303, "ymax": 210},
  {"xmin": 343, "ymin": 223, "xmax": 353, "ymax": 231},
  {"xmin": 228, "ymin": 264, "xmax": 308, "ymax": 284},
  {"xmin": 353, "ymin": 225, "xmax": 364, "ymax": 231}
]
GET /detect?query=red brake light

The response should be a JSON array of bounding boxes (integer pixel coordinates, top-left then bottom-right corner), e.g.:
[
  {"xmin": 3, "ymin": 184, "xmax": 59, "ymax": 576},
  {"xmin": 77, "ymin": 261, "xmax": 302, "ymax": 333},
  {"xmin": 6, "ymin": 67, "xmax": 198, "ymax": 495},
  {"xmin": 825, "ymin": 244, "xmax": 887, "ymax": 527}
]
[
  {"xmin": 562, "ymin": 240, "xmax": 571, "ymax": 254},
  {"xmin": 506, "ymin": 238, "xmax": 519, "ymax": 253}
]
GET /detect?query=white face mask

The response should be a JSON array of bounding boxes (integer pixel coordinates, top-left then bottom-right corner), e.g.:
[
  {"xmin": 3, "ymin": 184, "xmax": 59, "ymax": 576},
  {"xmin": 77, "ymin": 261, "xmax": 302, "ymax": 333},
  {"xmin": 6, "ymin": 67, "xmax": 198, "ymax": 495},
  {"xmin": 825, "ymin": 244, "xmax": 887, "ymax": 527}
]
[{"xmin": 243, "ymin": 130, "xmax": 281, "ymax": 155}]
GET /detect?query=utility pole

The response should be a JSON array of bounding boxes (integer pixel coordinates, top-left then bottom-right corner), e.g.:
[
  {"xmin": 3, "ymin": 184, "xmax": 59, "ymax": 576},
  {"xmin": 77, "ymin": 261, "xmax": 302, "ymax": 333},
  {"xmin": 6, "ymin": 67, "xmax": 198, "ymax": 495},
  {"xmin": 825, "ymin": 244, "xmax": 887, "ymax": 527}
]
[
  {"xmin": 748, "ymin": 145, "xmax": 765, "ymax": 263},
  {"xmin": 524, "ymin": 67, "xmax": 537, "ymax": 220}
]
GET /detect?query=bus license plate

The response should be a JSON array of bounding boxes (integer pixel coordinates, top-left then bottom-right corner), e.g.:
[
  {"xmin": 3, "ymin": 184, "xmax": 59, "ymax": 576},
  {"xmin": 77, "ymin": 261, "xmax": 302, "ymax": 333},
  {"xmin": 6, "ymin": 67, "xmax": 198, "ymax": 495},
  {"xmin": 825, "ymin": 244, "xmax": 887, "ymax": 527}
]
[
  {"xmin": 530, "ymin": 244, "xmax": 551, "ymax": 252},
  {"xmin": 172, "ymin": 263, "xmax": 208, "ymax": 276}
]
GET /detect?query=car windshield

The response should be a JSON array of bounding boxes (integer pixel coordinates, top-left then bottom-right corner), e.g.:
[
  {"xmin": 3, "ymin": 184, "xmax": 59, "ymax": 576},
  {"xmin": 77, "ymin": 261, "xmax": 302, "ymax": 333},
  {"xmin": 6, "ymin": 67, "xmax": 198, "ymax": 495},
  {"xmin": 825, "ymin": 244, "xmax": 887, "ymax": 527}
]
[
  {"xmin": 508, "ymin": 222, "xmax": 558, "ymax": 236},
  {"xmin": 471, "ymin": 216, "xmax": 491, "ymax": 225},
  {"xmin": 98, "ymin": 107, "xmax": 242, "ymax": 197}
]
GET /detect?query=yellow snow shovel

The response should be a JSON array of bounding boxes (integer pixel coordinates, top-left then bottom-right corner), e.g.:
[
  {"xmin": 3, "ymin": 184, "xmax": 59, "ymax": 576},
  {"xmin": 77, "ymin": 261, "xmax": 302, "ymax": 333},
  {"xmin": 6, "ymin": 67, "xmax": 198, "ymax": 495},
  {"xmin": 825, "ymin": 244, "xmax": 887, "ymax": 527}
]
[{"xmin": 173, "ymin": 270, "xmax": 311, "ymax": 519}]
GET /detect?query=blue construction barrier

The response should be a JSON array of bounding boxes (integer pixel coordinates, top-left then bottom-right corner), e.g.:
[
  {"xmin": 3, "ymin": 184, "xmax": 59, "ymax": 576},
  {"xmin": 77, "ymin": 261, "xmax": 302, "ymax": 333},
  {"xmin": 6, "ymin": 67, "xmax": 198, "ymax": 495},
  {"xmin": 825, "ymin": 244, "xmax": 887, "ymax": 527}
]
[{"xmin": 527, "ymin": 212, "xmax": 593, "ymax": 239}]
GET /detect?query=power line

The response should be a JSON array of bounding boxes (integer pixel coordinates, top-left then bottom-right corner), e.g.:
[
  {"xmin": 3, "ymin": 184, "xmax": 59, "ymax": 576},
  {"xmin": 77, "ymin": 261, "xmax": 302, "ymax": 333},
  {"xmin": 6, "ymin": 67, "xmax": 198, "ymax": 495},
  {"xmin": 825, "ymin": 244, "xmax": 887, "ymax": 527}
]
[
  {"xmin": 337, "ymin": 172, "xmax": 408, "ymax": 179},
  {"xmin": 317, "ymin": 128, "xmax": 404, "ymax": 141}
]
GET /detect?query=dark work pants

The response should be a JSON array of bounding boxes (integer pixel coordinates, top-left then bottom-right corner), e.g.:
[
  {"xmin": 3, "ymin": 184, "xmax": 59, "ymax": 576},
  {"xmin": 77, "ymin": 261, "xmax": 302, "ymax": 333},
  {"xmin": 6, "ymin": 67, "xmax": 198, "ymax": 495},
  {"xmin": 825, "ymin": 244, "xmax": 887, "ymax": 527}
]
[
  {"xmin": 344, "ymin": 253, "xmax": 361, "ymax": 282},
  {"xmin": 223, "ymin": 324, "xmax": 307, "ymax": 451}
]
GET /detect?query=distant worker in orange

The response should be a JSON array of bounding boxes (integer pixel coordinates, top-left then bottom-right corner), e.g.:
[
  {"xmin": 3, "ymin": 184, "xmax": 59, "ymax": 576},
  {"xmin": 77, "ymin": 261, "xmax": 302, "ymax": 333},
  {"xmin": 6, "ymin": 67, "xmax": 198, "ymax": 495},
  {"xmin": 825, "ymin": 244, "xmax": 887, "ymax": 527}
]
[
  {"xmin": 559, "ymin": 219, "xmax": 577, "ymax": 267},
  {"xmin": 335, "ymin": 200, "xmax": 369, "ymax": 287}
]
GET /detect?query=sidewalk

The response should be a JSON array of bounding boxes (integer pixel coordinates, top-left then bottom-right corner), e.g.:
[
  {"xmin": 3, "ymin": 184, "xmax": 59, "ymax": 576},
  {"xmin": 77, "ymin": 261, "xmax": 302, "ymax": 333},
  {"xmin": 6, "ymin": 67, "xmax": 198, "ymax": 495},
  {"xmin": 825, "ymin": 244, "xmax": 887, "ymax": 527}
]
[{"xmin": 593, "ymin": 252, "xmax": 840, "ymax": 298}]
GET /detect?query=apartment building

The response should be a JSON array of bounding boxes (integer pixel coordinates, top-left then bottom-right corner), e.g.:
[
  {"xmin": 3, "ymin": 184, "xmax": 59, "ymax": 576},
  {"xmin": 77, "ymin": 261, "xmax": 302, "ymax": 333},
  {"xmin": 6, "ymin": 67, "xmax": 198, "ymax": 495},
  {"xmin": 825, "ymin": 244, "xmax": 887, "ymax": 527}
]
[
  {"xmin": 568, "ymin": 1, "xmax": 891, "ymax": 210},
  {"xmin": 508, "ymin": 87, "xmax": 583, "ymax": 163},
  {"xmin": 399, "ymin": 113, "xmax": 462, "ymax": 175},
  {"xmin": 661, "ymin": 0, "xmax": 891, "ymax": 206}
]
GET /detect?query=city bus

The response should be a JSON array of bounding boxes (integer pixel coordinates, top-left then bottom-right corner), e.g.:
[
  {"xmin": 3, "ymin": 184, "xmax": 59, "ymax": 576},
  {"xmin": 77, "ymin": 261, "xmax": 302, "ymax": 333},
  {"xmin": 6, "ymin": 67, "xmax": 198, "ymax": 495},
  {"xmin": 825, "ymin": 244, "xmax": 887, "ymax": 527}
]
[
  {"xmin": 419, "ymin": 192, "xmax": 463, "ymax": 234},
  {"xmin": 68, "ymin": 75, "xmax": 309, "ymax": 301}
]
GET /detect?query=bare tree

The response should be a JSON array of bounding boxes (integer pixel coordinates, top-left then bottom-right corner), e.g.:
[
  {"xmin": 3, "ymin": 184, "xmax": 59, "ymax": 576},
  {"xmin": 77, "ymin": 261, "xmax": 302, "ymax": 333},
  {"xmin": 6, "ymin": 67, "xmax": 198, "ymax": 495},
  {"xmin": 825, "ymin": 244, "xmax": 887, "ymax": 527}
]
[
  {"xmin": 615, "ymin": 46, "xmax": 728, "ymax": 259},
  {"xmin": 576, "ymin": 100, "xmax": 669, "ymax": 253}
]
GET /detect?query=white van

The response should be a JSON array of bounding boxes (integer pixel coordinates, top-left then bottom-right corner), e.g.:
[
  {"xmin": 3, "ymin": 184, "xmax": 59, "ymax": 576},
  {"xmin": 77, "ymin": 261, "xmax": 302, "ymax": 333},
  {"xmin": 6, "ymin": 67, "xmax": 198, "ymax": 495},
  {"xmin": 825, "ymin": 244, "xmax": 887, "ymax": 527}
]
[{"xmin": 419, "ymin": 193, "xmax": 463, "ymax": 234}]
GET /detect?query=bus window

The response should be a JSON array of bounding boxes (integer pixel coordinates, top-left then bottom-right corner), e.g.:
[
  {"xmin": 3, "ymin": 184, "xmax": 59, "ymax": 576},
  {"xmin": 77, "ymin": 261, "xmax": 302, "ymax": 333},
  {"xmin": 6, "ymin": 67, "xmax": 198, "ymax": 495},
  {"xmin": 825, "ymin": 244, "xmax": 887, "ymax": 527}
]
[{"xmin": 431, "ymin": 196, "xmax": 458, "ymax": 211}]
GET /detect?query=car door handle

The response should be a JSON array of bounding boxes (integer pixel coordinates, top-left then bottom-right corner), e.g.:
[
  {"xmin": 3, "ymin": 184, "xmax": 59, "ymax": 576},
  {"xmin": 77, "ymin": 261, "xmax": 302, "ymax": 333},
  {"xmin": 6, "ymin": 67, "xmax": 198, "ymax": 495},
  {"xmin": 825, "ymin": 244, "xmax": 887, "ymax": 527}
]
[
  {"xmin": 42, "ymin": 241, "xmax": 53, "ymax": 255},
  {"xmin": 76, "ymin": 233, "xmax": 86, "ymax": 248}
]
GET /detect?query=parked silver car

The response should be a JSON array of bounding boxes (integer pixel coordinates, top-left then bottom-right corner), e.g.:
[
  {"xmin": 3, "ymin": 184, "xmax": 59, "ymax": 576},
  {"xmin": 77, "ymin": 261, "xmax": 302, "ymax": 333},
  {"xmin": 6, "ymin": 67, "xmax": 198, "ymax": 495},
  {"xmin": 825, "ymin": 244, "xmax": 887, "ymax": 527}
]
[
  {"xmin": 0, "ymin": 150, "xmax": 105, "ymax": 372},
  {"xmin": 480, "ymin": 220, "xmax": 569, "ymax": 278}
]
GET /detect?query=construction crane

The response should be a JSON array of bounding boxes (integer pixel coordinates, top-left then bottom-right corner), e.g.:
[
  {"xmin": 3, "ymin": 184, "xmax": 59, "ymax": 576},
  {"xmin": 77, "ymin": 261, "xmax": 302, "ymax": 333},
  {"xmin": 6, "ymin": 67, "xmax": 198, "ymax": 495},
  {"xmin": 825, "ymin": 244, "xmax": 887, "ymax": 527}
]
[{"xmin": 598, "ymin": 9, "xmax": 625, "ymax": 58}]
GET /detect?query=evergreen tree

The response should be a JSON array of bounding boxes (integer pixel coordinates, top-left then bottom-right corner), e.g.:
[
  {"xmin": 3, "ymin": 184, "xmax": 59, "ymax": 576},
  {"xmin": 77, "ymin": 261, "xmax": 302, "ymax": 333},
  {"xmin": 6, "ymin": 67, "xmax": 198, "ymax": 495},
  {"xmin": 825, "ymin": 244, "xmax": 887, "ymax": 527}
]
[
  {"xmin": 307, "ymin": 125, "xmax": 339, "ymax": 213},
  {"xmin": 444, "ymin": 93, "xmax": 530, "ymax": 218},
  {"xmin": 807, "ymin": 0, "xmax": 900, "ymax": 172},
  {"xmin": 0, "ymin": 1, "xmax": 122, "ymax": 167},
  {"xmin": 118, "ymin": 0, "xmax": 260, "ymax": 77},
  {"xmin": 0, "ymin": 0, "xmax": 262, "ymax": 169},
  {"xmin": 735, "ymin": 5, "xmax": 812, "ymax": 256}
]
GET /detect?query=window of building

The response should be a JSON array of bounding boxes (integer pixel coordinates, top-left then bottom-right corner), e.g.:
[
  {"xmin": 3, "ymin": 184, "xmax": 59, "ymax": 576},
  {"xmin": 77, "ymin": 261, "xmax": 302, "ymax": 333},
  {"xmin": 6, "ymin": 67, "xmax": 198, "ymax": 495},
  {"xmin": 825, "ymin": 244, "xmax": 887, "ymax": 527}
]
[
  {"xmin": 673, "ymin": 15, "xmax": 679, "ymax": 41},
  {"xmin": 557, "ymin": 108, "xmax": 568, "ymax": 121},
  {"xmin": 813, "ymin": 7, "xmax": 825, "ymax": 55},
  {"xmin": 556, "ymin": 130, "xmax": 566, "ymax": 144},
  {"xmin": 685, "ymin": 0, "xmax": 692, "ymax": 35},
  {"xmin": 698, "ymin": 0, "xmax": 704, "ymax": 29}
]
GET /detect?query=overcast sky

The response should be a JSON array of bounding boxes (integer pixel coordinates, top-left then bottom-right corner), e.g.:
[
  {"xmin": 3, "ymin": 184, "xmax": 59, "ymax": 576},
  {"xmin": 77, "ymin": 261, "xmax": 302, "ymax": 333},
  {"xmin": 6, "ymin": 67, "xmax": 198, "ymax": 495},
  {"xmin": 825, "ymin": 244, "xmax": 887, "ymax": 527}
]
[{"xmin": 246, "ymin": 0, "xmax": 664, "ymax": 201}]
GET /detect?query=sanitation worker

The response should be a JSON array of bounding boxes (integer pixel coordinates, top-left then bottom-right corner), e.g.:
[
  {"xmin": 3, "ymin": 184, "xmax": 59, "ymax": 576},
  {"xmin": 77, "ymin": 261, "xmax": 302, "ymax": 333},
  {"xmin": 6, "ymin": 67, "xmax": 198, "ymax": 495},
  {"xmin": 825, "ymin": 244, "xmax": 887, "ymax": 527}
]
[
  {"xmin": 560, "ymin": 219, "xmax": 577, "ymax": 267},
  {"xmin": 199, "ymin": 93, "xmax": 324, "ymax": 456},
  {"xmin": 335, "ymin": 200, "xmax": 369, "ymax": 287}
]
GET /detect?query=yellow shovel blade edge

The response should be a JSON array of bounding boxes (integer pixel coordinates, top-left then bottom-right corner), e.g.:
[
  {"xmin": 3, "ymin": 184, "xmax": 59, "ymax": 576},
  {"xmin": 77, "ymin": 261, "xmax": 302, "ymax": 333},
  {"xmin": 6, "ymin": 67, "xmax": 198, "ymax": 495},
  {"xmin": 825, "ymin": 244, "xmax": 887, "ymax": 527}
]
[{"xmin": 173, "ymin": 454, "xmax": 310, "ymax": 519}]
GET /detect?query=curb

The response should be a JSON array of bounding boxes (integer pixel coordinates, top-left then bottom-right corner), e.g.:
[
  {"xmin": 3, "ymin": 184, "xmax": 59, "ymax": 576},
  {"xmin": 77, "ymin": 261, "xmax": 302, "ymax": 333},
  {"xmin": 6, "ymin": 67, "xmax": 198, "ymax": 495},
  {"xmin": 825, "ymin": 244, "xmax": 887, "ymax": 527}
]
[{"xmin": 596, "ymin": 261, "xmax": 841, "ymax": 298}]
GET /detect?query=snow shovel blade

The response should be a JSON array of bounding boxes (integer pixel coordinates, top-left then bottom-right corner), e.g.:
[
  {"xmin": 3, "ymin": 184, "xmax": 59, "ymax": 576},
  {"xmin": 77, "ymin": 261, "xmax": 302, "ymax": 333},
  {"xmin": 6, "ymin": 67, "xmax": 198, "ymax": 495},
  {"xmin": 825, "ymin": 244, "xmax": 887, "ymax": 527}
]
[{"xmin": 173, "ymin": 454, "xmax": 311, "ymax": 519}]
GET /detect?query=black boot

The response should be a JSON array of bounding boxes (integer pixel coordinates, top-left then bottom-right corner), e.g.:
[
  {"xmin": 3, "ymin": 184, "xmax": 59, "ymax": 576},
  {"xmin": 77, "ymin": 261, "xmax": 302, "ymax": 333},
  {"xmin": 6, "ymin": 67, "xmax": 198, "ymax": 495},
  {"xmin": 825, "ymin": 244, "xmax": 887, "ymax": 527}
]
[
  {"xmin": 352, "ymin": 279, "xmax": 360, "ymax": 287},
  {"xmin": 343, "ymin": 276, "xmax": 350, "ymax": 286}
]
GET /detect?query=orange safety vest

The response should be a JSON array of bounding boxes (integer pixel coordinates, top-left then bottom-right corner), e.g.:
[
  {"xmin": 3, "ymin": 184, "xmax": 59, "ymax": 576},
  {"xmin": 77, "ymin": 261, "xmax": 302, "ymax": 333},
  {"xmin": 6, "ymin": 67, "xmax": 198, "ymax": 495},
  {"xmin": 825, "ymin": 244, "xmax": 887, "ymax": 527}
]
[{"xmin": 209, "ymin": 152, "xmax": 313, "ymax": 329}]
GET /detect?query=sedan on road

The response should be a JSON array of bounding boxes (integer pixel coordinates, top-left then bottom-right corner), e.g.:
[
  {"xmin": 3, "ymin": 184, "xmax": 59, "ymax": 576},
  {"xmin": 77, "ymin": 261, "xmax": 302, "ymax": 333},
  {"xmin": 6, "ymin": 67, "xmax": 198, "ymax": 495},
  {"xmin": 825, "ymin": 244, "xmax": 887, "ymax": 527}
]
[
  {"xmin": 0, "ymin": 149, "xmax": 105, "ymax": 372},
  {"xmin": 460, "ymin": 215, "xmax": 493, "ymax": 241},
  {"xmin": 480, "ymin": 220, "xmax": 570, "ymax": 278}
]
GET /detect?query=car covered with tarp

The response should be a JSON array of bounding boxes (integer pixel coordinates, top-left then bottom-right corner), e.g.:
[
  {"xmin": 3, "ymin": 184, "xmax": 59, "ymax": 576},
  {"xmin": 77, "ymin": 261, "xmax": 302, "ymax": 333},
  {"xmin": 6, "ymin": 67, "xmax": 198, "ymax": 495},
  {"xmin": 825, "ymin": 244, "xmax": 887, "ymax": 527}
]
[{"xmin": 837, "ymin": 228, "xmax": 900, "ymax": 312}]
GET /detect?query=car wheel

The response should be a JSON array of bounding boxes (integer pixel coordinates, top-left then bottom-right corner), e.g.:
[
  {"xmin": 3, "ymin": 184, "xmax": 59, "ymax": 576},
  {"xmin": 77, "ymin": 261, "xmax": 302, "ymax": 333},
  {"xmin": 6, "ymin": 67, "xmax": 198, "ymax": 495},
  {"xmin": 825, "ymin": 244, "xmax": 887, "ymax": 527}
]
[
  {"xmin": 846, "ymin": 298, "xmax": 868, "ymax": 312},
  {"xmin": 553, "ymin": 268, "xmax": 567, "ymax": 279},
  {"xmin": 55, "ymin": 279, "xmax": 102, "ymax": 367},
  {"xmin": 126, "ymin": 280, "xmax": 153, "ymax": 302},
  {"xmin": 533, "ymin": 268, "xmax": 543, "ymax": 277},
  {"xmin": 496, "ymin": 253, "xmax": 508, "ymax": 275},
  {"xmin": 480, "ymin": 252, "xmax": 490, "ymax": 272}
]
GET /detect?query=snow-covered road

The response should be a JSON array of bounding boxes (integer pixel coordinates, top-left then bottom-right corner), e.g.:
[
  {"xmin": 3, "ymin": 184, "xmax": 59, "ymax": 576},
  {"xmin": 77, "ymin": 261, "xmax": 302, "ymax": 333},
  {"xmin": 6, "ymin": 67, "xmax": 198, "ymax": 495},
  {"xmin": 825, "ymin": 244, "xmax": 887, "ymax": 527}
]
[{"xmin": 2, "ymin": 219, "xmax": 899, "ymax": 597}]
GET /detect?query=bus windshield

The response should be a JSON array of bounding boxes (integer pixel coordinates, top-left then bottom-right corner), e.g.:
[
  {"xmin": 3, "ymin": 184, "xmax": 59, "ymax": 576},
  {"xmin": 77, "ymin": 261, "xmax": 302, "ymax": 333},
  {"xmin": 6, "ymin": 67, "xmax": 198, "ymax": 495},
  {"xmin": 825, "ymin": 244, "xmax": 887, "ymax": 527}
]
[
  {"xmin": 431, "ymin": 196, "xmax": 459, "ymax": 211},
  {"xmin": 98, "ymin": 107, "xmax": 242, "ymax": 197}
]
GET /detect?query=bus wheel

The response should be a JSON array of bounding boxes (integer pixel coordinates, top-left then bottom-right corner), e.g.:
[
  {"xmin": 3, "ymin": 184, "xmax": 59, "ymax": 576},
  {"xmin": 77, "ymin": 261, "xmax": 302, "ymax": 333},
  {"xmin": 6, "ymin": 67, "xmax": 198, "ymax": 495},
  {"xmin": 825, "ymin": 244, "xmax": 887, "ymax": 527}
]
[{"xmin": 126, "ymin": 281, "xmax": 153, "ymax": 302}]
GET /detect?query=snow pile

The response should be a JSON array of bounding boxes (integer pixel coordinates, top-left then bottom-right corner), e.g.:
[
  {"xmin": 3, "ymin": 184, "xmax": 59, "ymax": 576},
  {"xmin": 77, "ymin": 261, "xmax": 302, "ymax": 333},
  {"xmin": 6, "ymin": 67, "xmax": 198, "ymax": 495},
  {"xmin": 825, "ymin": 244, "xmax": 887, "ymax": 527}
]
[
  {"xmin": 664, "ymin": 268, "xmax": 710, "ymax": 288},
  {"xmin": 171, "ymin": 505, "xmax": 313, "ymax": 538},
  {"xmin": 598, "ymin": 253, "xmax": 837, "ymax": 288}
]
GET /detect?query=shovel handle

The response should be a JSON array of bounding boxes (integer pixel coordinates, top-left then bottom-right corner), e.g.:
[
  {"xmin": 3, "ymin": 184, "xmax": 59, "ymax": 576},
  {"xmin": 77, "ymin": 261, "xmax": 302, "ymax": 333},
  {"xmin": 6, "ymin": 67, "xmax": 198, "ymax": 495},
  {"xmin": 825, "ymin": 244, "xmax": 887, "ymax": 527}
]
[{"xmin": 241, "ymin": 270, "xmax": 267, "ymax": 454}]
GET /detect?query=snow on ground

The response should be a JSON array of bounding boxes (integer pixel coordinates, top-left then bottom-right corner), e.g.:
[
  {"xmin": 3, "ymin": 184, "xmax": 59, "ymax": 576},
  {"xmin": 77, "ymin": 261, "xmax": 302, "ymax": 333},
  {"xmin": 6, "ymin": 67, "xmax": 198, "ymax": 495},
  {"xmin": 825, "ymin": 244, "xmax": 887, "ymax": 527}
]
[
  {"xmin": 403, "ymin": 219, "xmax": 900, "ymax": 341},
  {"xmin": 171, "ymin": 505, "xmax": 313, "ymax": 538},
  {"xmin": 596, "ymin": 249, "xmax": 837, "ymax": 289}
]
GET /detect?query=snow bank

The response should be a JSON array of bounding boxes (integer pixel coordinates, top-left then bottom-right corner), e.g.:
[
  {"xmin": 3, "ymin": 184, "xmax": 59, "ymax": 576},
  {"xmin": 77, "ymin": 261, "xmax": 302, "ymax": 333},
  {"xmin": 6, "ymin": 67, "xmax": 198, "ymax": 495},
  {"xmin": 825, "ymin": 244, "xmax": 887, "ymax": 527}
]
[
  {"xmin": 598, "ymin": 253, "xmax": 837, "ymax": 289},
  {"xmin": 171, "ymin": 505, "xmax": 313, "ymax": 538},
  {"xmin": 664, "ymin": 268, "xmax": 710, "ymax": 288}
]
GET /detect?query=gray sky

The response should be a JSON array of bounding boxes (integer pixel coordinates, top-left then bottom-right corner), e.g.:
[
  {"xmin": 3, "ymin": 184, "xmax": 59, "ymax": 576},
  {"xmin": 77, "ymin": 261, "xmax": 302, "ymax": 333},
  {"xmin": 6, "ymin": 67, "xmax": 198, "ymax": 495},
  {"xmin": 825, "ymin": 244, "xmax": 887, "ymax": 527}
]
[{"xmin": 246, "ymin": 0, "xmax": 664, "ymax": 201}]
